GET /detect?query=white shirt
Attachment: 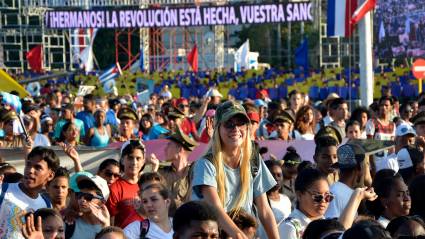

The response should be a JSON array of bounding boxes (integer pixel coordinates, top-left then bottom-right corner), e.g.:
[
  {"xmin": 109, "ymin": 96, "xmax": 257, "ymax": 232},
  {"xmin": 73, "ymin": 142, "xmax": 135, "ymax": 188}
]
[
  {"xmin": 378, "ymin": 216, "xmax": 390, "ymax": 228},
  {"xmin": 270, "ymin": 194, "xmax": 292, "ymax": 224},
  {"xmin": 279, "ymin": 209, "xmax": 316, "ymax": 239},
  {"xmin": 325, "ymin": 182, "xmax": 354, "ymax": 218},
  {"xmin": 123, "ymin": 219, "xmax": 173, "ymax": 239},
  {"xmin": 34, "ymin": 133, "xmax": 51, "ymax": 147},
  {"xmin": 293, "ymin": 130, "xmax": 315, "ymax": 140},
  {"xmin": 375, "ymin": 153, "xmax": 399, "ymax": 173},
  {"xmin": 0, "ymin": 183, "xmax": 50, "ymax": 239}
]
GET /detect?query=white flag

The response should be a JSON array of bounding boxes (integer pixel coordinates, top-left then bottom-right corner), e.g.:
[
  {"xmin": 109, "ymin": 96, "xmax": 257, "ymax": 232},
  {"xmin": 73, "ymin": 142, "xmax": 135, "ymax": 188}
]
[
  {"xmin": 235, "ymin": 39, "xmax": 250, "ymax": 72},
  {"xmin": 379, "ymin": 21, "xmax": 385, "ymax": 42},
  {"xmin": 79, "ymin": 29, "xmax": 98, "ymax": 72}
]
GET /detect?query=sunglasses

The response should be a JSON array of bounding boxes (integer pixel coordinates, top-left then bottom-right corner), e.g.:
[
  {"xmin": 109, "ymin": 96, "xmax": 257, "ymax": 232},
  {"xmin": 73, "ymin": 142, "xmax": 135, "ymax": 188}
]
[
  {"xmin": 308, "ymin": 191, "xmax": 334, "ymax": 203},
  {"xmin": 223, "ymin": 120, "xmax": 248, "ymax": 130},
  {"xmin": 105, "ymin": 171, "xmax": 120, "ymax": 178},
  {"xmin": 76, "ymin": 192, "xmax": 104, "ymax": 202}
]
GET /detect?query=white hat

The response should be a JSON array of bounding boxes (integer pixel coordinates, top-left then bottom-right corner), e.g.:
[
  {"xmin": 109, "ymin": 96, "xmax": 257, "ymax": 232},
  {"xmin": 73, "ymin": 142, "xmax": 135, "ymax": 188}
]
[
  {"xmin": 206, "ymin": 88, "xmax": 222, "ymax": 98},
  {"xmin": 395, "ymin": 124, "xmax": 416, "ymax": 137},
  {"xmin": 397, "ymin": 148, "xmax": 414, "ymax": 170},
  {"xmin": 77, "ymin": 175, "xmax": 110, "ymax": 201}
]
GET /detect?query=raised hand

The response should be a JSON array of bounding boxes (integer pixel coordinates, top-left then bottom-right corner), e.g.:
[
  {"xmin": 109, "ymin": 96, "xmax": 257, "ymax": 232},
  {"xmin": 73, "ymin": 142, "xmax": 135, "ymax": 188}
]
[
  {"xmin": 22, "ymin": 214, "xmax": 44, "ymax": 239},
  {"xmin": 146, "ymin": 153, "xmax": 160, "ymax": 172},
  {"xmin": 89, "ymin": 203, "xmax": 110, "ymax": 227}
]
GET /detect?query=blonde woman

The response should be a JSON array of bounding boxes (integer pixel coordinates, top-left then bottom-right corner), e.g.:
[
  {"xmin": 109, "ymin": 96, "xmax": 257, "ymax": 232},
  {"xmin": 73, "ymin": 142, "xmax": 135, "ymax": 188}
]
[{"xmin": 191, "ymin": 101, "xmax": 279, "ymax": 239}]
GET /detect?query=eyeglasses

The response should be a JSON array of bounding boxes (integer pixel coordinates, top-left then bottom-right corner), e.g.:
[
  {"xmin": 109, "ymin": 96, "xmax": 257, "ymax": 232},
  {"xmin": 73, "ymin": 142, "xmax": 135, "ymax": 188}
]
[
  {"xmin": 223, "ymin": 120, "xmax": 248, "ymax": 130},
  {"xmin": 307, "ymin": 191, "xmax": 334, "ymax": 203},
  {"xmin": 76, "ymin": 192, "xmax": 104, "ymax": 202},
  {"xmin": 104, "ymin": 171, "xmax": 120, "ymax": 178}
]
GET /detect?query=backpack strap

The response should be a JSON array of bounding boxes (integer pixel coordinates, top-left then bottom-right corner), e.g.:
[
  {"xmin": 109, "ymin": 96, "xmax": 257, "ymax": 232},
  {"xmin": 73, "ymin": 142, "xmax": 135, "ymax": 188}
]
[
  {"xmin": 40, "ymin": 193, "xmax": 52, "ymax": 208},
  {"xmin": 139, "ymin": 219, "xmax": 150, "ymax": 239},
  {"xmin": 0, "ymin": 183, "xmax": 9, "ymax": 209},
  {"xmin": 65, "ymin": 222, "xmax": 76, "ymax": 239}
]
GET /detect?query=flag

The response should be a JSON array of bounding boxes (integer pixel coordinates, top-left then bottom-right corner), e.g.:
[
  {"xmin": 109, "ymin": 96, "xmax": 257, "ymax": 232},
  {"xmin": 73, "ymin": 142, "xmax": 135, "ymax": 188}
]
[
  {"xmin": 0, "ymin": 91, "xmax": 22, "ymax": 113},
  {"xmin": 295, "ymin": 38, "xmax": 309, "ymax": 70},
  {"xmin": 327, "ymin": 0, "xmax": 357, "ymax": 37},
  {"xmin": 0, "ymin": 69, "xmax": 29, "ymax": 97},
  {"xmin": 79, "ymin": 29, "xmax": 98, "ymax": 72},
  {"xmin": 235, "ymin": 39, "xmax": 250, "ymax": 71},
  {"xmin": 139, "ymin": 47, "xmax": 144, "ymax": 72},
  {"xmin": 26, "ymin": 45, "xmax": 43, "ymax": 72},
  {"xmin": 379, "ymin": 21, "xmax": 386, "ymax": 42},
  {"xmin": 187, "ymin": 44, "xmax": 198, "ymax": 72},
  {"xmin": 350, "ymin": 0, "xmax": 377, "ymax": 25},
  {"xmin": 99, "ymin": 63, "xmax": 120, "ymax": 94}
]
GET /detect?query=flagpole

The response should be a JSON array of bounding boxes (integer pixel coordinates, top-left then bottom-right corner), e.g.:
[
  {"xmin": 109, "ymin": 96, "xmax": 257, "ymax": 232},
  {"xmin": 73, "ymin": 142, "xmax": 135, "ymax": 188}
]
[{"xmin": 359, "ymin": 8, "xmax": 374, "ymax": 107}]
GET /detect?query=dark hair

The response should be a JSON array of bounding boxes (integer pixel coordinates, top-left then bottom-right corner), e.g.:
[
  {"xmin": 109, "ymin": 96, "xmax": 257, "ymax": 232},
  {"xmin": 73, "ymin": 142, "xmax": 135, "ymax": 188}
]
[
  {"xmin": 314, "ymin": 136, "xmax": 338, "ymax": 156},
  {"xmin": 345, "ymin": 120, "xmax": 361, "ymax": 133},
  {"xmin": 0, "ymin": 163, "xmax": 15, "ymax": 175},
  {"xmin": 303, "ymin": 218, "xmax": 345, "ymax": 239},
  {"xmin": 386, "ymin": 215, "xmax": 425, "ymax": 238},
  {"xmin": 33, "ymin": 208, "xmax": 63, "ymax": 221},
  {"xmin": 139, "ymin": 113, "xmax": 154, "ymax": 134},
  {"xmin": 399, "ymin": 146, "xmax": 424, "ymax": 183},
  {"xmin": 350, "ymin": 107, "xmax": 371, "ymax": 123},
  {"xmin": 283, "ymin": 146, "xmax": 301, "ymax": 166},
  {"xmin": 27, "ymin": 146, "xmax": 60, "ymax": 173},
  {"xmin": 141, "ymin": 183, "xmax": 170, "ymax": 200},
  {"xmin": 295, "ymin": 167, "xmax": 327, "ymax": 193},
  {"xmin": 409, "ymin": 175, "xmax": 425, "ymax": 220},
  {"xmin": 83, "ymin": 94, "xmax": 95, "ymax": 102},
  {"xmin": 379, "ymin": 96, "xmax": 393, "ymax": 106},
  {"xmin": 3, "ymin": 172, "xmax": 23, "ymax": 183},
  {"xmin": 230, "ymin": 209, "xmax": 257, "ymax": 229},
  {"xmin": 173, "ymin": 201, "xmax": 218, "ymax": 234},
  {"xmin": 53, "ymin": 167, "xmax": 69, "ymax": 179},
  {"xmin": 98, "ymin": 159, "xmax": 119, "ymax": 173},
  {"xmin": 59, "ymin": 120, "xmax": 76, "ymax": 143},
  {"xmin": 289, "ymin": 90, "xmax": 301, "ymax": 98},
  {"xmin": 329, "ymin": 98, "xmax": 347, "ymax": 110},
  {"xmin": 138, "ymin": 172, "xmax": 165, "ymax": 188},
  {"xmin": 367, "ymin": 170, "xmax": 403, "ymax": 217},
  {"xmin": 265, "ymin": 160, "xmax": 281, "ymax": 170},
  {"xmin": 297, "ymin": 161, "xmax": 314, "ymax": 173},
  {"xmin": 95, "ymin": 226, "xmax": 126, "ymax": 239},
  {"xmin": 342, "ymin": 220, "xmax": 391, "ymax": 239}
]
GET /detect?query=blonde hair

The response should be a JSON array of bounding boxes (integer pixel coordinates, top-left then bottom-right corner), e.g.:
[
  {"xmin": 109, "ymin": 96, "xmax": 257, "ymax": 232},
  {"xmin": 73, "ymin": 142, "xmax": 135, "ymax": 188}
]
[{"xmin": 208, "ymin": 122, "xmax": 252, "ymax": 217}]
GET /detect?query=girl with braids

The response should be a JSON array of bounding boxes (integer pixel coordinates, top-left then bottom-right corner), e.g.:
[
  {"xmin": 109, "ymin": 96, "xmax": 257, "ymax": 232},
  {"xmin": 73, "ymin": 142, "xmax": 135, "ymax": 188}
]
[{"xmin": 191, "ymin": 101, "xmax": 279, "ymax": 239}]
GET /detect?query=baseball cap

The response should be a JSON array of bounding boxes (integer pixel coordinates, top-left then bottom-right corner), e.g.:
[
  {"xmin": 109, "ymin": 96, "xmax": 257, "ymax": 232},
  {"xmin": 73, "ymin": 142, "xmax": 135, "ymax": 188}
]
[
  {"xmin": 215, "ymin": 101, "xmax": 250, "ymax": 128},
  {"xmin": 205, "ymin": 109, "xmax": 216, "ymax": 117},
  {"xmin": 69, "ymin": 171, "xmax": 94, "ymax": 193},
  {"xmin": 336, "ymin": 143, "xmax": 366, "ymax": 169},
  {"xmin": 77, "ymin": 175, "xmax": 110, "ymax": 201},
  {"xmin": 247, "ymin": 111, "xmax": 260, "ymax": 123},
  {"xmin": 254, "ymin": 99, "xmax": 268, "ymax": 108},
  {"xmin": 395, "ymin": 124, "xmax": 416, "ymax": 137}
]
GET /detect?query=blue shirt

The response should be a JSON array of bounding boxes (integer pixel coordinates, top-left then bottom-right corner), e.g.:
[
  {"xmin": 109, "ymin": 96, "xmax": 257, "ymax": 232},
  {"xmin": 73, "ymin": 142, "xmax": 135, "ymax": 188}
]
[
  {"xmin": 191, "ymin": 156, "xmax": 276, "ymax": 215},
  {"xmin": 105, "ymin": 109, "xmax": 118, "ymax": 127},
  {"xmin": 147, "ymin": 124, "xmax": 169, "ymax": 140},
  {"xmin": 76, "ymin": 111, "xmax": 95, "ymax": 135}
]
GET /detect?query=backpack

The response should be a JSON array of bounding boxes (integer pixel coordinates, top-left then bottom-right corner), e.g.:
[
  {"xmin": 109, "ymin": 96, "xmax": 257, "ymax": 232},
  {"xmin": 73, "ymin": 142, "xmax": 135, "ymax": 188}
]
[
  {"xmin": 0, "ymin": 183, "xmax": 52, "ymax": 211},
  {"xmin": 139, "ymin": 219, "xmax": 150, "ymax": 239},
  {"xmin": 203, "ymin": 140, "xmax": 260, "ymax": 178}
]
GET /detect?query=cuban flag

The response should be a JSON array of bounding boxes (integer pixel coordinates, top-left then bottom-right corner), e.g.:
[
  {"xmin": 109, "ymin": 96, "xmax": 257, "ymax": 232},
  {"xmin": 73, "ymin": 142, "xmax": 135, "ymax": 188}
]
[
  {"xmin": 99, "ymin": 63, "xmax": 122, "ymax": 94},
  {"xmin": 0, "ymin": 91, "xmax": 22, "ymax": 113},
  {"xmin": 327, "ymin": 0, "xmax": 357, "ymax": 37}
]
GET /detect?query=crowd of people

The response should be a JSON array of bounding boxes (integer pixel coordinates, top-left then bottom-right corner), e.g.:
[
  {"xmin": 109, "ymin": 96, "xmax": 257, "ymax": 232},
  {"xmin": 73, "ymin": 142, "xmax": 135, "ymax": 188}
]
[{"xmin": 0, "ymin": 74, "xmax": 425, "ymax": 239}]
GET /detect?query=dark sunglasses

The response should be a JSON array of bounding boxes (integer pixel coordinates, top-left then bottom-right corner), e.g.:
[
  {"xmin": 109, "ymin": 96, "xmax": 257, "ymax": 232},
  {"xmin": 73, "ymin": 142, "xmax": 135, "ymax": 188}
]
[
  {"xmin": 223, "ymin": 120, "xmax": 248, "ymax": 130},
  {"xmin": 76, "ymin": 192, "xmax": 104, "ymax": 202},
  {"xmin": 105, "ymin": 171, "xmax": 120, "ymax": 178},
  {"xmin": 178, "ymin": 104, "xmax": 189, "ymax": 108},
  {"xmin": 308, "ymin": 191, "xmax": 334, "ymax": 203}
]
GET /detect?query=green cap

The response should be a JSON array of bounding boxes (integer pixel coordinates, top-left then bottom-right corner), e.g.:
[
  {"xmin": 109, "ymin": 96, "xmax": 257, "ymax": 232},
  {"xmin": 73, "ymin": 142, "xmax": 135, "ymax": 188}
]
[
  {"xmin": 118, "ymin": 107, "xmax": 138, "ymax": 121},
  {"xmin": 215, "ymin": 101, "xmax": 250, "ymax": 128},
  {"xmin": 168, "ymin": 126, "xmax": 198, "ymax": 151},
  {"xmin": 315, "ymin": 125, "xmax": 343, "ymax": 145},
  {"xmin": 272, "ymin": 110, "xmax": 295, "ymax": 124},
  {"xmin": 1, "ymin": 110, "xmax": 17, "ymax": 122}
]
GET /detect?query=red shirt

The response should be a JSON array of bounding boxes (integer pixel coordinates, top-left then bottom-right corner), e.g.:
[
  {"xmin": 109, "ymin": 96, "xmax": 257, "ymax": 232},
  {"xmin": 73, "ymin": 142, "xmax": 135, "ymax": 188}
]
[
  {"xmin": 106, "ymin": 178, "xmax": 140, "ymax": 228},
  {"xmin": 199, "ymin": 128, "xmax": 210, "ymax": 144},
  {"xmin": 180, "ymin": 118, "xmax": 197, "ymax": 138},
  {"xmin": 120, "ymin": 210, "xmax": 144, "ymax": 229}
]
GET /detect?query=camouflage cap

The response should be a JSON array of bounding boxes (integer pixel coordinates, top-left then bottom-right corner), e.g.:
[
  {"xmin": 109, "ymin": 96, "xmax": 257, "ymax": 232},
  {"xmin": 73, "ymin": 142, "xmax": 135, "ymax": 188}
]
[
  {"xmin": 410, "ymin": 111, "xmax": 425, "ymax": 126},
  {"xmin": 168, "ymin": 126, "xmax": 198, "ymax": 151},
  {"xmin": 335, "ymin": 143, "xmax": 365, "ymax": 169},
  {"xmin": 168, "ymin": 106, "xmax": 186, "ymax": 119},
  {"xmin": 117, "ymin": 107, "xmax": 138, "ymax": 121},
  {"xmin": 315, "ymin": 125, "xmax": 343, "ymax": 145},
  {"xmin": 1, "ymin": 110, "xmax": 17, "ymax": 122},
  {"xmin": 215, "ymin": 101, "xmax": 250, "ymax": 128}
]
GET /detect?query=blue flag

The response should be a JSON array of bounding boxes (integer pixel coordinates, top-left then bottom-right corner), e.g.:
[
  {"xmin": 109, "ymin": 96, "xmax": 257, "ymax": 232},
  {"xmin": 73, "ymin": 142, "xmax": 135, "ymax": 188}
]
[{"xmin": 295, "ymin": 37, "xmax": 309, "ymax": 72}]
